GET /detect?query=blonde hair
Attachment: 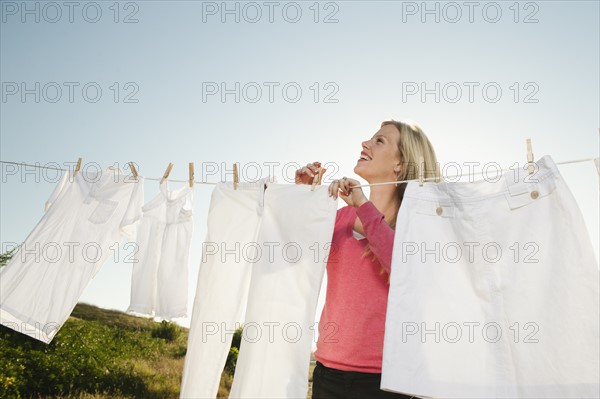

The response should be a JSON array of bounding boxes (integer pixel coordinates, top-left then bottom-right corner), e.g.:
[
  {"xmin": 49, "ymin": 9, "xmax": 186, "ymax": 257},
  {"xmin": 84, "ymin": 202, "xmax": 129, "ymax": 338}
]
[{"xmin": 362, "ymin": 119, "xmax": 441, "ymax": 280}]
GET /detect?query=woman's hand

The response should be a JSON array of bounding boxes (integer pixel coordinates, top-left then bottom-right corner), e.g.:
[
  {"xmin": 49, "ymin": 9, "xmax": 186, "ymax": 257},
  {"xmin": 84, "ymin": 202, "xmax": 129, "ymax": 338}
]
[
  {"xmin": 329, "ymin": 177, "xmax": 368, "ymax": 207},
  {"xmin": 295, "ymin": 162, "xmax": 326, "ymax": 185}
]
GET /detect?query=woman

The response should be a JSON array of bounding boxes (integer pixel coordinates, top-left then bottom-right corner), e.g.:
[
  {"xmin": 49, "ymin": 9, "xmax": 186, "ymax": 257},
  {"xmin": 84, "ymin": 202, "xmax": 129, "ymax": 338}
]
[{"xmin": 295, "ymin": 120, "xmax": 440, "ymax": 398}]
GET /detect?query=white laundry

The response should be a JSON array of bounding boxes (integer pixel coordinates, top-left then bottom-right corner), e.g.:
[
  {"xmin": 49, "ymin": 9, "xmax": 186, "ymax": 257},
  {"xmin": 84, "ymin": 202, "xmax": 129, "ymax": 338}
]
[
  {"xmin": 381, "ymin": 155, "xmax": 600, "ymax": 398},
  {"xmin": 128, "ymin": 181, "xmax": 194, "ymax": 319},
  {"xmin": 229, "ymin": 183, "xmax": 338, "ymax": 398},
  {"xmin": 0, "ymin": 167, "xmax": 144, "ymax": 343},
  {"xmin": 180, "ymin": 179, "xmax": 270, "ymax": 399},
  {"xmin": 181, "ymin": 180, "xmax": 338, "ymax": 398}
]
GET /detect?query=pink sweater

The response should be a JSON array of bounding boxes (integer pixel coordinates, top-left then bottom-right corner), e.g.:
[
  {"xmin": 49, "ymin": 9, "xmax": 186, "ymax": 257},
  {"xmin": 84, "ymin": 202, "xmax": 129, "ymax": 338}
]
[{"xmin": 314, "ymin": 200, "xmax": 395, "ymax": 373}]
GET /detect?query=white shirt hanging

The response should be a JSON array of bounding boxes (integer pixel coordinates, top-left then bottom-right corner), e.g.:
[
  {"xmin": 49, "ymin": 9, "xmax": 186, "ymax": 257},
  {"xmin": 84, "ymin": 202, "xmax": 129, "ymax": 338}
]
[
  {"xmin": 0, "ymin": 167, "xmax": 144, "ymax": 343},
  {"xmin": 128, "ymin": 181, "xmax": 194, "ymax": 319}
]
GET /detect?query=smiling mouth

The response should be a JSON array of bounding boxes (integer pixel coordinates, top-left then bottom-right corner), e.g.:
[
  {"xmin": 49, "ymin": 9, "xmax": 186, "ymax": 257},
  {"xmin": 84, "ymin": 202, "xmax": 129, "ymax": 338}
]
[{"xmin": 358, "ymin": 155, "xmax": 372, "ymax": 162}]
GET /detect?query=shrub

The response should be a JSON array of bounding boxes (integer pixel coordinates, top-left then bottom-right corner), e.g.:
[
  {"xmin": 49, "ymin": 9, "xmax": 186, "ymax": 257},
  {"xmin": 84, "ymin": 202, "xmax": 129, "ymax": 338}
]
[
  {"xmin": 223, "ymin": 326, "xmax": 243, "ymax": 374},
  {"xmin": 0, "ymin": 304, "xmax": 187, "ymax": 398},
  {"xmin": 0, "ymin": 247, "xmax": 16, "ymax": 268},
  {"xmin": 151, "ymin": 320, "xmax": 180, "ymax": 342},
  {"xmin": 231, "ymin": 326, "xmax": 243, "ymax": 349},
  {"xmin": 224, "ymin": 347, "xmax": 239, "ymax": 375}
]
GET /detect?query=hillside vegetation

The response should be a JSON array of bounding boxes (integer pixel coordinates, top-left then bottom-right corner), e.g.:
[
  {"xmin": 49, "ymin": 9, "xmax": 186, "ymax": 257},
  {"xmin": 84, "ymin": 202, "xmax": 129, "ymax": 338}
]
[{"xmin": 0, "ymin": 303, "xmax": 237, "ymax": 398}]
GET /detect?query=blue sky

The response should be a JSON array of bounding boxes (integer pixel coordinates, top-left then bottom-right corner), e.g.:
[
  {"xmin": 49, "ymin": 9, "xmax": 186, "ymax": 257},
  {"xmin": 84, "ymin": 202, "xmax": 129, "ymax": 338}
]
[{"xmin": 1, "ymin": 0, "xmax": 599, "ymax": 331}]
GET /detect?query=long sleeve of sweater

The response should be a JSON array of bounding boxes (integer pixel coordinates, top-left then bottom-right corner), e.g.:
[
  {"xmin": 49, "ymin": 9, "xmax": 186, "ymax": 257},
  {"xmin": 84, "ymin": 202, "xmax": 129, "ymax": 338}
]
[{"xmin": 355, "ymin": 200, "xmax": 396, "ymax": 274}]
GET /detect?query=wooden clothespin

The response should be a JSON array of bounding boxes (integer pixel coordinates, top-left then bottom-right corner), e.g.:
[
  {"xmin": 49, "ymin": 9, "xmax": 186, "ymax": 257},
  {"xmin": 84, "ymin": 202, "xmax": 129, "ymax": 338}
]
[
  {"xmin": 233, "ymin": 163, "xmax": 239, "ymax": 190},
  {"xmin": 418, "ymin": 156, "xmax": 424, "ymax": 186},
  {"xmin": 73, "ymin": 157, "xmax": 82, "ymax": 177},
  {"xmin": 310, "ymin": 166, "xmax": 323, "ymax": 191},
  {"xmin": 526, "ymin": 138, "xmax": 534, "ymax": 175},
  {"xmin": 128, "ymin": 162, "xmax": 138, "ymax": 180},
  {"xmin": 160, "ymin": 163, "xmax": 173, "ymax": 184},
  {"xmin": 189, "ymin": 162, "xmax": 194, "ymax": 187}
]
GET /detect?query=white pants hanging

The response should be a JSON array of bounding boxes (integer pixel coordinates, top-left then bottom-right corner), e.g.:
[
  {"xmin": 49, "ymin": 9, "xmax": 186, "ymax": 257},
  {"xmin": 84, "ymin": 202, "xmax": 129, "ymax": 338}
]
[
  {"xmin": 229, "ymin": 184, "xmax": 337, "ymax": 398},
  {"xmin": 180, "ymin": 180, "xmax": 268, "ymax": 399},
  {"xmin": 381, "ymin": 155, "xmax": 600, "ymax": 398}
]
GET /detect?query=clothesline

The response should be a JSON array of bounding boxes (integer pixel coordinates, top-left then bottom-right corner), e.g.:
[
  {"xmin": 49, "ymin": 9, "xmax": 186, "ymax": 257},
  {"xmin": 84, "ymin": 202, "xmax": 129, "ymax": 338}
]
[
  {"xmin": 0, "ymin": 160, "xmax": 217, "ymax": 185},
  {"xmin": 359, "ymin": 156, "xmax": 600, "ymax": 188},
  {"xmin": 0, "ymin": 157, "xmax": 598, "ymax": 189}
]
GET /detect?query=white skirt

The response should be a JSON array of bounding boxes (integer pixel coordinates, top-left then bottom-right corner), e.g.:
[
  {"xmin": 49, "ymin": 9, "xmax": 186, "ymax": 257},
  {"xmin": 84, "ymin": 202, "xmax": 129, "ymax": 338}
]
[{"xmin": 381, "ymin": 155, "xmax": 600, "ymax": 398}]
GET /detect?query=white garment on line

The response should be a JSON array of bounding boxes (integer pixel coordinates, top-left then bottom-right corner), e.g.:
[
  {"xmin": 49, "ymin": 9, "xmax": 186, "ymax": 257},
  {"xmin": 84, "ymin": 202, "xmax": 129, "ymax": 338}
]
[
  {"xmin": 127, "ymin": 181, "xmax": 194, "ymax": 319},
  {"xmin": 229, "ymin": 183, "xmax": 338, "ymax": 398},
  {"xmin": 381, "ymin": 155, "xmax": 600, "ymax": 398},
  {"xmin": 0, "ymin": 167, "xmax": 144, "ymax": 343},
  {"xmin": 180, "ymin": 179, "xmax": 270, "ymax": 399}
]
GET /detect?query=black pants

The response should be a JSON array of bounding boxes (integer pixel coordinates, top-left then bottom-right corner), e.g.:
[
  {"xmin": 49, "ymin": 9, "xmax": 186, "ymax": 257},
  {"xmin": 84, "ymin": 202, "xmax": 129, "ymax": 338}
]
[{"xmin": 312, "ymin": 361, "xmax": 415, "ymax": 399}]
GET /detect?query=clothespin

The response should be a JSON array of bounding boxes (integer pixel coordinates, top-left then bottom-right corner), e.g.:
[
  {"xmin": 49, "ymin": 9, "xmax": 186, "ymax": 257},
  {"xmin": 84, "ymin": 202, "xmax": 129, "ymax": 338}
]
[
  {"xmin": 189, "ymin": 162, "xmax": 194, "ymax": 188},
  {"xmin": 418, "ymin": 156, "xmax": 424, "ymax": 187},
  {"xmin": 128, "ymin": 162, "xmax": 138, "ymax": 180},
  {"xmin": 310, "ymin": 166, "xmax": 323, "ymax": 191},
  {"xmin": 233, "ymin": 163, "xmax": 239, "ymax": 190},
  {"xmin": 73, "ymin": 157, "xmax": 82, "ymax": 177},
  {"xmin": 160, "ymin": 163, "xmax": 173, "ymax": 184},
  {"xmin": 526, "ymin": 138, "xmax": 534, "ymax": 175}
]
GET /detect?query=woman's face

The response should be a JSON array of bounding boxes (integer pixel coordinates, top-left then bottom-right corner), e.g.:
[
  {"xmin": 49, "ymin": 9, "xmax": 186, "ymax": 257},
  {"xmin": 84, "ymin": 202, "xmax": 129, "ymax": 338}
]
[{"xmin": 354, "ymin": 124, "xmax": 402, "ymax": 183}]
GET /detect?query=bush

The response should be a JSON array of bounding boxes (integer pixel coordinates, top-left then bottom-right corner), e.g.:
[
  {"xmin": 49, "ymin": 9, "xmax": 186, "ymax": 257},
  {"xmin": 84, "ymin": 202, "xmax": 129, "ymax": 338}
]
[
  {"xmin": 231, "ymin": 326, "xmax": 243, "ymax": 349},
  {"xmin": 224, "ymin": 347, "xmax": 239, "ymax": 375},
  {"xmin": 151, "ymin": 320, "xmax": 180, "ymax": 342},
  {"xmin": 0, "ymin": 317, "xmax": 152, "ymax": 397},
  {"xmin": 0, "ymin": 247, "xmax": 16, "ymax": 268},
  {"xmin": 223, "ymin": 326, "xmax": 243, "ymax": 374},
  {"xmin": 0, "ymin": 304, "xmax": 187, "ymax": 398}
]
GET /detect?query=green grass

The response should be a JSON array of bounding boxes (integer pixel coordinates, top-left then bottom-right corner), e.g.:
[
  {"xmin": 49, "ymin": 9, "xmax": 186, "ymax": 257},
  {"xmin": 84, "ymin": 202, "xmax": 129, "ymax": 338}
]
[
  {"xmin": 0, "ymin": 303, "xmax": 316, "ymax": 398},
  {"xmin": 0, "ymin": 303, "xmax": 233, "ymax": 398}
]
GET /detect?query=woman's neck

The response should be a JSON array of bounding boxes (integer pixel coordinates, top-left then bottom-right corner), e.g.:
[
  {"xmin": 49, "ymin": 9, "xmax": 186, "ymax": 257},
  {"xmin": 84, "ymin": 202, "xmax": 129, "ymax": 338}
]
[{"xmin": 368, "ymin": 184, "xmax": 400, "ymax": 219}]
